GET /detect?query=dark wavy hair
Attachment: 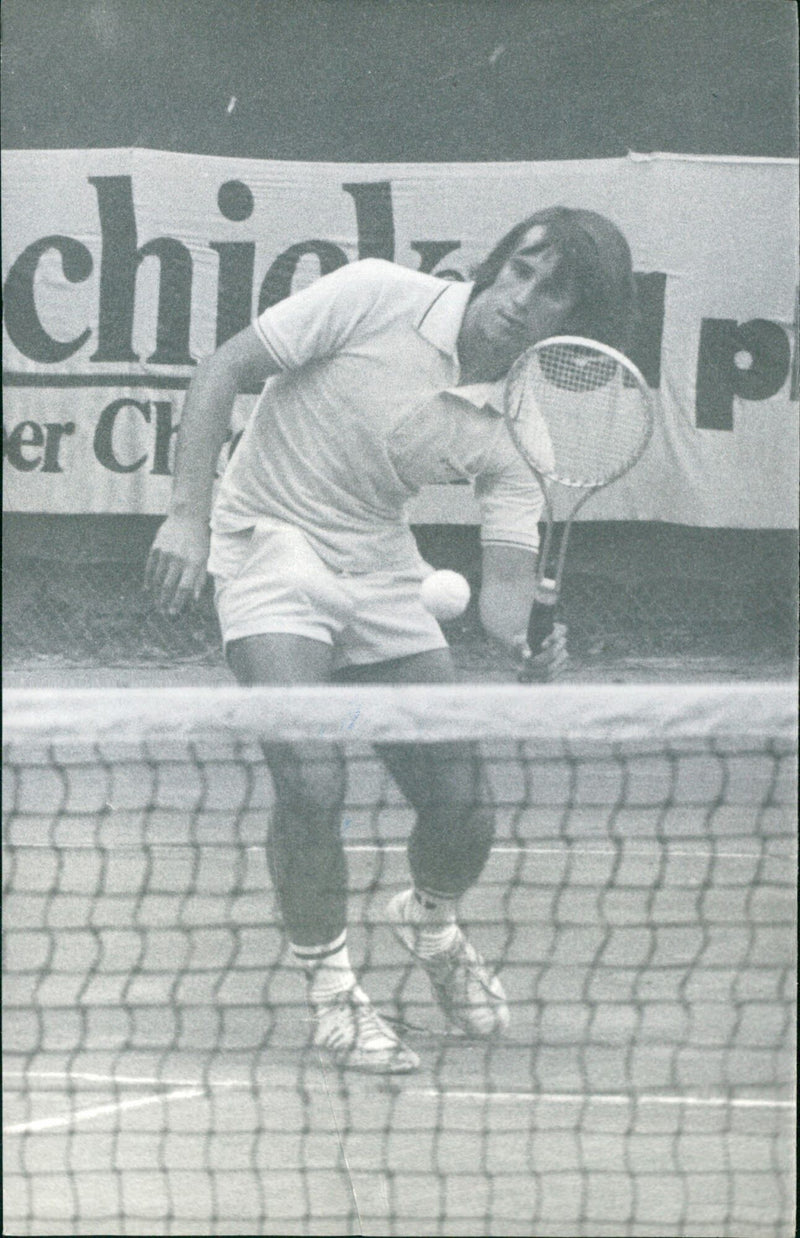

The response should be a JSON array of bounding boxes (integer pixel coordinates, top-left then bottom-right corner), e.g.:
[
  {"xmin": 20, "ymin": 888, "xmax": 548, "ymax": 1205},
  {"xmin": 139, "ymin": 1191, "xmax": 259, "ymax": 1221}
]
[{"xmin": 471, "ymin": 207, "xmax": 639, "ymax": 354}]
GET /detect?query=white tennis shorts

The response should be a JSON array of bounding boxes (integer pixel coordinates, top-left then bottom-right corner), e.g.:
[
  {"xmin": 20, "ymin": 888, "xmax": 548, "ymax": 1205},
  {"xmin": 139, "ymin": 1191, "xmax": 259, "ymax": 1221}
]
[{"xmin": 208, "ymin": 517, "xmax": 448, "ymax": 668}]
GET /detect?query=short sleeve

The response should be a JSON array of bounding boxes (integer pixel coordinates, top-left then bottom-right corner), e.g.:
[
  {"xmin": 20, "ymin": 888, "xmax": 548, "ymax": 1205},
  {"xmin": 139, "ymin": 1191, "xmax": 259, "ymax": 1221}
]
[
  {"xmin": 253, "ymin": 259, "xmax": 414, "ymax": 369},
  {"xmin": 474, "ymin": 422, "xmax": 544, "ymax": 555}
]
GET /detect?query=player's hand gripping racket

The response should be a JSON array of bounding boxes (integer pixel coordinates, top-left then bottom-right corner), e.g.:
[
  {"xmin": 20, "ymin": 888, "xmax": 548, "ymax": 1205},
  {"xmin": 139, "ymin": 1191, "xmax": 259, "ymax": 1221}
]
[{"xmin": 503, "ymin": 336, "xmax": 654, "ymax": 681}]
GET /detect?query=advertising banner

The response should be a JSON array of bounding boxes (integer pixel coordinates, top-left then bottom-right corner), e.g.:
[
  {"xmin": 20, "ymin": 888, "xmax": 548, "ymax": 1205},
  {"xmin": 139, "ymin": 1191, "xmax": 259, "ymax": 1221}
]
[{"xmin": 3, "ymin": 149, "xmax": 798, "ymax": 526}]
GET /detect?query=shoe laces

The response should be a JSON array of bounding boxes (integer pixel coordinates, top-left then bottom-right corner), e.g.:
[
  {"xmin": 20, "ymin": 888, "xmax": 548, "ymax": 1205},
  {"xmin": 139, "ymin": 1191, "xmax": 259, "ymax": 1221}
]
[
  {"xmin": 429, "ymin": 935, "xmax": 494, "ymax": 992},
  {"xmin": 352, "ymin": 994, "xmax": 400, "ymax": 1048}
]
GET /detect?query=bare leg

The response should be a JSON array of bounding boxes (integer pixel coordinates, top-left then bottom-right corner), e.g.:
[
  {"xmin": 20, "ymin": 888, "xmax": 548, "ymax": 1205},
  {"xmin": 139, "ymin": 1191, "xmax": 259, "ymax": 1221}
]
[
  {"xmin": 336, "ymin": 650, "xmax": 495, "ymax": 898},
  {"xmin": 337, "ymin": 649, "xmax": 506, "ymax": 1037},
  {"xmin": 226, "ymin": 635, "xmax": 347, "ymax": 945},
  {"xmin": 227, "ymin": 635, "xmax": 420, "ymax": 1069}
]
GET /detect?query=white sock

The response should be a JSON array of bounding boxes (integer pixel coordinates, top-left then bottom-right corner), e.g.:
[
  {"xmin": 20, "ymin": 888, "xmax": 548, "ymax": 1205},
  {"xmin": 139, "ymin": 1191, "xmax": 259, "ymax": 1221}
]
[
  {"xmin": 292, "ymin": 932, "xmax": 356, "ymax": 1005},
  {"xmin": 406, "ymin": 889, "xmax": 459, "ymax": 958}
]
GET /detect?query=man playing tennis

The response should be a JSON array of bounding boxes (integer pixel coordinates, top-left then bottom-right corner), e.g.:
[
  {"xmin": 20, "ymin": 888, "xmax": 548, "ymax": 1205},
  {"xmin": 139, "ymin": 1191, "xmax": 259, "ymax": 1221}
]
[{"xmin": 146, "ymin": 207, "xmax": 638, "ymax": 1073}]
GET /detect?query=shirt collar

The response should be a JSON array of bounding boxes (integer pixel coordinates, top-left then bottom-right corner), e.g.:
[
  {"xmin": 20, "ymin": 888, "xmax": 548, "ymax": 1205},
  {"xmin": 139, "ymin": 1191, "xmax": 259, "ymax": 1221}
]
[
  {"xmin": 414, "ymin": 279, "xmax": 473, "ymax": 360},
  {"xmin": 414, "ymin": 279, "xmax": 505, "ymax": 413},
  {"xmin": 446, "ymin": 379, "xmax": 506, "ymax": 413}
]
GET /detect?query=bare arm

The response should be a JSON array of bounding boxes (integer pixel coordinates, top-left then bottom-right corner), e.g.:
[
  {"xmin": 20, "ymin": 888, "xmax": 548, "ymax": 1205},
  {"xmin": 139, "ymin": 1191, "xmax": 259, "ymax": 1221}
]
[
  {"xmin": 479, "ymin": 544, "xmax": 567, "ymax": 680},
  {"xmin": 479, "ymin": 544, "xmax": 537, "ymax": 648},
  {"xmin": 145, "ymin": 325, "xmax": 280, "ymax": 613}
]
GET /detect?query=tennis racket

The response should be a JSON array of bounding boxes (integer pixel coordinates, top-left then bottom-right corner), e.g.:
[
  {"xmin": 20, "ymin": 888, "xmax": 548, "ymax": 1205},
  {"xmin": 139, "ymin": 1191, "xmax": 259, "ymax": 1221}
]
[{"xmin": 503, "ymin": 335, "xmax": 654, "ymax": 680}]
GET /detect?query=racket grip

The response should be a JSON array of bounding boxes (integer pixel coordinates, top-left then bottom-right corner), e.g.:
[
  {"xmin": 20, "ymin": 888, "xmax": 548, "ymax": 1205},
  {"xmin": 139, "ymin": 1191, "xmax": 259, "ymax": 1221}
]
[{"xmin": 526, "ymin": 579, "xmax": 558, "ymax": 656}]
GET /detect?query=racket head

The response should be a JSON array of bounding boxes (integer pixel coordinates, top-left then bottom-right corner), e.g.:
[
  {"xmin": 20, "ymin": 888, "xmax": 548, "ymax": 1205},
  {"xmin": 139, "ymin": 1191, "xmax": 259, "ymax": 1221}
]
[{"xmin": 504, "ymin": 335, "xmax": 654, "ymax": 489}]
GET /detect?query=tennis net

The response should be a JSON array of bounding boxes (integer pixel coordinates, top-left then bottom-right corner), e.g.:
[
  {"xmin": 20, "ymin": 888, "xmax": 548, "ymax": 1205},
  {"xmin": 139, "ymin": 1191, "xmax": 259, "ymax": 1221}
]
[{"xmin": 3, "ymin": 683, "xmax": 796, "ymax": 1237}]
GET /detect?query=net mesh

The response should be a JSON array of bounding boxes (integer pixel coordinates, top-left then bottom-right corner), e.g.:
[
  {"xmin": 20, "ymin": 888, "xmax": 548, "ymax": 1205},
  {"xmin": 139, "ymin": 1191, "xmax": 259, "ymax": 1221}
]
[{"xmin": 3, "ymin": 684, "xmax": 796, "ymax": 1238}]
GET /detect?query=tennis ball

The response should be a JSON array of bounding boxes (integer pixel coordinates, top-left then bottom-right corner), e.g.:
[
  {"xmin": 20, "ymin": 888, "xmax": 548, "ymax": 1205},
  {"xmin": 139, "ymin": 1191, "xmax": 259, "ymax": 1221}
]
[{"xmin": 419, "ymin": 570, "xmax": 471, "ymax": 621}]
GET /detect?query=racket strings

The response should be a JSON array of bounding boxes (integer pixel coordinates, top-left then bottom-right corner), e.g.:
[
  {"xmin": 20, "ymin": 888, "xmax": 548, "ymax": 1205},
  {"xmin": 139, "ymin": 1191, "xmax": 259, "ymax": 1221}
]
[
  {"xmin": 509, "ymin": 347, "xmax": 651, "ymax": 487},
  {"xmin": 537, "ymin": 346, "xmax": 618, "ymax": 392}
]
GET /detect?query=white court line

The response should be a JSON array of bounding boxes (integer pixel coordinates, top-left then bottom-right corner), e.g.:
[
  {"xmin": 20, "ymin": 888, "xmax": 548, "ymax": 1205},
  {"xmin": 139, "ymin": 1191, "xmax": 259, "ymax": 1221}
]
[
  {"xmin": 3, "ymin": 1086, "xmax": 209, "ymax": 1134},
  {"xmin": 4, "ymin": 1071, "xmax": 794, "ymax": 1115},
  {"xmin": 414, "ymin": 1091, "xmax": 796, "ymax": 1109},
  {"xmin": 8, "ymin": 843, "xmax": 784, "ymax": 861},
  {"xmin": 3, "ymin": 1070, "xmax": 228, "ymax": 1088},
  {"xmin": 340, "ymin": 844, "xmax": 772, "ymax": 859}
]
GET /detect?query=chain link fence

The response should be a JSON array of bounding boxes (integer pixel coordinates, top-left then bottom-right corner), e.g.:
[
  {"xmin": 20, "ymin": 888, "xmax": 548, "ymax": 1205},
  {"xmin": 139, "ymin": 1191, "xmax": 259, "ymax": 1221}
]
[{"xmin": 3, "ymin": 517, "xmax": 796, "ymax": 674}]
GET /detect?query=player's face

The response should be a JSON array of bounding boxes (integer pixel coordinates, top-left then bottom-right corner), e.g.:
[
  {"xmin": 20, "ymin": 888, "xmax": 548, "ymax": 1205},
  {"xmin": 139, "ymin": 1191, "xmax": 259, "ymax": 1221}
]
[{"xmin": 459, "ymin": 226, "xmax": 577, "ymax": 380}]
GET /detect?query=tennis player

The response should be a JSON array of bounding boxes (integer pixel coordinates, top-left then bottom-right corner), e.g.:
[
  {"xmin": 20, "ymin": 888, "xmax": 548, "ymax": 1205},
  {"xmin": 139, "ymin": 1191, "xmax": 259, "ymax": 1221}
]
[{"xmin": 146, "ymin": 207, "xmax": 638, "ymax": 1073}]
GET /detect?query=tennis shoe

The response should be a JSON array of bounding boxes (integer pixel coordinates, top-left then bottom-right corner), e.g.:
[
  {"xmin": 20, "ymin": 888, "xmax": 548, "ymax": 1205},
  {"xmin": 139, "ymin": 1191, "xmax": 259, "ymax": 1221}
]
[
  {"xmin": 311, "ymin": 984, "xmax": 419, "ymax": 1074},
  {"xmin": 387, "ymin": 889, "xmax": 510, "ymax": 1037}
]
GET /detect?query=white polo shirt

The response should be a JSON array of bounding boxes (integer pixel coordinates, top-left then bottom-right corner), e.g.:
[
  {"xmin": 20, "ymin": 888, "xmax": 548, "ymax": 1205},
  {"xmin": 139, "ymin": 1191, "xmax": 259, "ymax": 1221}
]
[{"xmin": 212, "ymin": 259, "xmax": 543, "ymax": 574}]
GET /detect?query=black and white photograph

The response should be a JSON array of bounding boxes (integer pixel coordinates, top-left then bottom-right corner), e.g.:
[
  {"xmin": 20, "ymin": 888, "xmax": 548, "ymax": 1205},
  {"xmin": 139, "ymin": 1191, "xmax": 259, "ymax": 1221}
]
[{"xmin": 2, "ymin": 1, "xmax": 797, "ymax": 1234}]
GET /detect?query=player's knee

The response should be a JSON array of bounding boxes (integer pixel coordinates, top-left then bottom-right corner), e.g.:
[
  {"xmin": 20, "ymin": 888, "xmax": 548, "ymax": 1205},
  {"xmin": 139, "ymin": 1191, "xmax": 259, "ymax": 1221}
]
[
  {"xmin": 283, "ymin": 771, "xmax": 346, "ymax": 827},
  {"xmin": 421, "ymin": 758, "xmax": 494, "ymax": 877},
  {"xmin": 266, "ymin": 752, "xmax": 346, "ymax": 836},
  {"xmin": 422, "ymin": 754, "xmax": 485, "ymax": 815}
]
